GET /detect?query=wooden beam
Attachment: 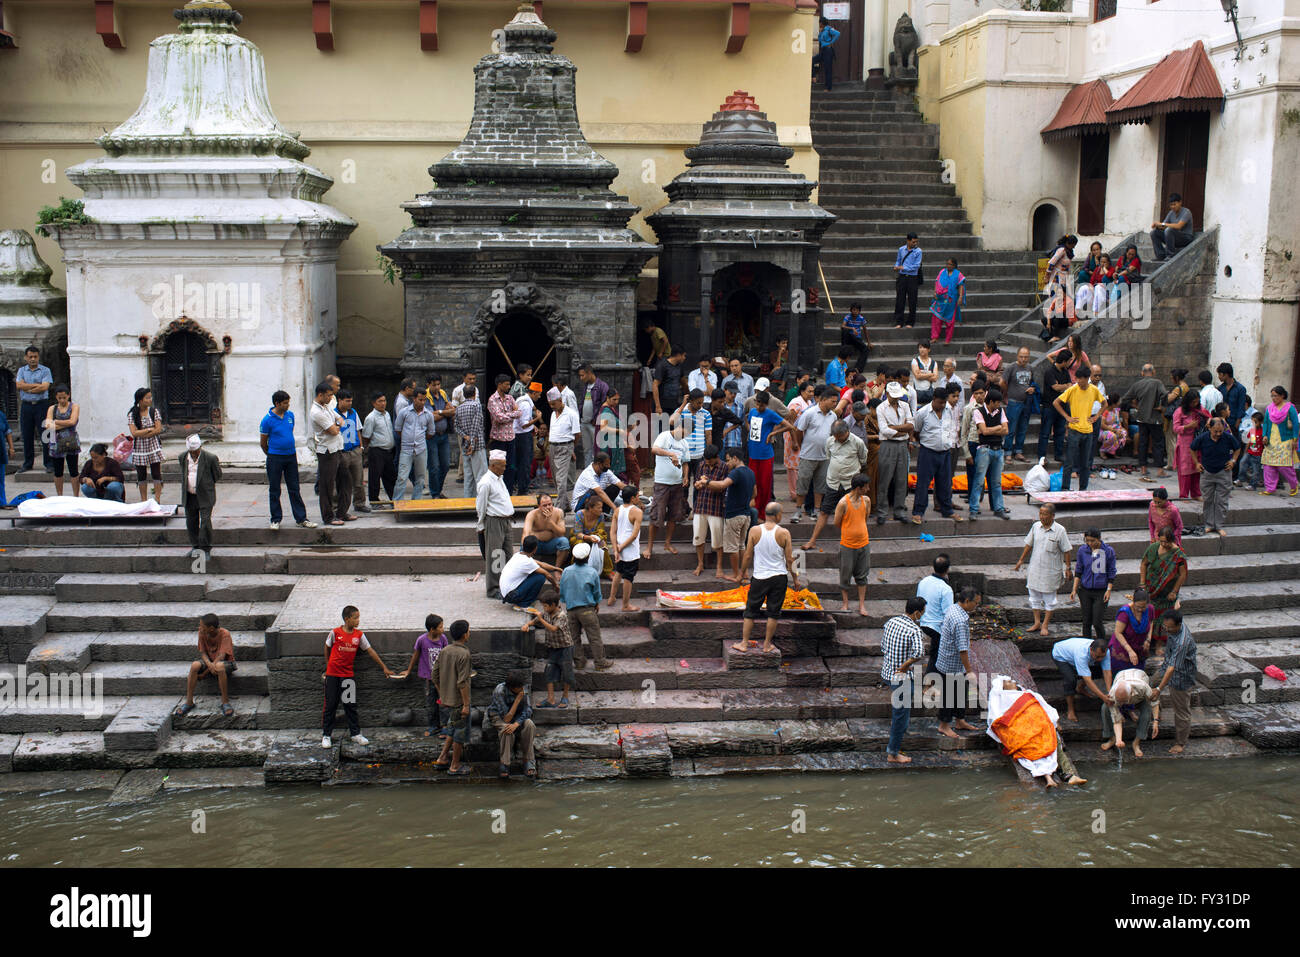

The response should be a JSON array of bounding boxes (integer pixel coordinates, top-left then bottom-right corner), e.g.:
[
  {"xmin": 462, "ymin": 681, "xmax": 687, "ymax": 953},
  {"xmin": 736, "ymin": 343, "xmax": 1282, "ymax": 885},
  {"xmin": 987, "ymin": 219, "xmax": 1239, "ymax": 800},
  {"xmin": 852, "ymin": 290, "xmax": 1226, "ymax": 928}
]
[
  {"xmin": 725, "ymin": 2, "xmax": 749, "ymax": 55},
  {"xmin": 312, "ymin": 0, "xmax": 334, "ymax": 52},
  {"xmin": 626, "ymin": 1, "xmax": 648, "ymax": 53},
  {"xmin": 419, "ymin": 0, "xmax": 437, "ymax": 52},
  {"xmin": 95, "ymin": 0, "xmax": 123, "ymax": 49}
]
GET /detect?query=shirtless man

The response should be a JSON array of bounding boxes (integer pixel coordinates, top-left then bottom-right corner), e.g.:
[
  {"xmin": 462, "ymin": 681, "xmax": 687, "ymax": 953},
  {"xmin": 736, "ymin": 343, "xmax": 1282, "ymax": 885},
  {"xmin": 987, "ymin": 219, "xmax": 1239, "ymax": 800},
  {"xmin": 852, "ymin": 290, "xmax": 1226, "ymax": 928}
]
[{"xmin": 521, "ymin": 494, "xmax": 570, "ymax": 568}]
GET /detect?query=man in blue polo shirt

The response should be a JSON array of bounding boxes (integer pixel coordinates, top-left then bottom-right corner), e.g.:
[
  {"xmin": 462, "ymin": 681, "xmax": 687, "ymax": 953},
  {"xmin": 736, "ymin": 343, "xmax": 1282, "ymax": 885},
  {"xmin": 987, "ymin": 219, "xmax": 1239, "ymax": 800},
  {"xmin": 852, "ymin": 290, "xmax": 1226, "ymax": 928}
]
[
  {"xmin": 259, "ymin": 390, "xmax": 316, "ymax": 530},
  {"xmin": 14, "ymin": 345, "xmax": 52, "ymax": 472},
  {"xmin": 744, "ymin": 390, "xmax": 790, "ymax": 517},
  {"xmin": 892, "ymin": 233, "xmax": 923, "ymax": 329},
  {"xmin": 1051, "ymin": 636, "xmax": 1113, "ymax": 723}
]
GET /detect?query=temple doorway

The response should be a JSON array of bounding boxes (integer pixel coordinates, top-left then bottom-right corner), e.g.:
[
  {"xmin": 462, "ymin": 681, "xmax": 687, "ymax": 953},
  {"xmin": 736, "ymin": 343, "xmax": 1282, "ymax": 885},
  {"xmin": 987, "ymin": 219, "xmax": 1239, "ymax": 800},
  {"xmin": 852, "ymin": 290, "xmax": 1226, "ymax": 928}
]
[
  {"xmin": 722, "ymin": 289, "xmax": 762, "ymax": 359},
  {"xmin": 486, "ymin": 310, "xmax": 558, "ymax": 391}
]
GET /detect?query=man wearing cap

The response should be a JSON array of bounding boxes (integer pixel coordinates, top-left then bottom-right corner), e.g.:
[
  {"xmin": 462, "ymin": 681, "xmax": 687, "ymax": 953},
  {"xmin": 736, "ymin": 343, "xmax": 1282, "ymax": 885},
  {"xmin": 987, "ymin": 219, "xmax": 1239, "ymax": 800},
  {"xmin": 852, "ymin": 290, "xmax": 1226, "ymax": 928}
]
[
  {"xmin": 877, "ymin": 381, "xmax": 914, "ymax": 524},
  {"xmin": 547, "ymin": 387, "xmax": 581, "ymax": 511},
  {"xmin": 892, "ymin": 232, "xmax": 923, "ymax": 328},
  {"xmin": 477, "ymin": 449, "xmax": 515, "ymax": 600},
  {"xmin": 178, "ymin": 434, "xmax": 222, "ymax": 558},
  {"xmin": 560, "ymin": 541, "xmax": 610, "ymax": 670}
]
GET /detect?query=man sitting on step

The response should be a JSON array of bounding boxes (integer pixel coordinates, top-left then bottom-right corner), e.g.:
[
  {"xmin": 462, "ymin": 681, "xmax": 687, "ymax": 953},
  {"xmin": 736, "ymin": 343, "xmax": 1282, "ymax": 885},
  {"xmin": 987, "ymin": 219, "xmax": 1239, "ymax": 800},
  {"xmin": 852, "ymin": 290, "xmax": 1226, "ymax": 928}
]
[{"xmin": 174, "ymin": 613, "xmax": 237, "ymax": 719}]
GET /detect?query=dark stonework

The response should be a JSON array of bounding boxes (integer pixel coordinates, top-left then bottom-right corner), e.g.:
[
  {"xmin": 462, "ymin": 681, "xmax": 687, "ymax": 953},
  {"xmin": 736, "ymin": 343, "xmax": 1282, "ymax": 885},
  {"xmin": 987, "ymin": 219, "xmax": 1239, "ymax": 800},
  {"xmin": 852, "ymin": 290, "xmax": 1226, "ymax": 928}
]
[
  {"xmin": 646, "ymin": 91, "xmax": 835, "ymax": 373},
  {"xmin": 379, "ymin": 7, "xmax": 656, "ymax": 398}
]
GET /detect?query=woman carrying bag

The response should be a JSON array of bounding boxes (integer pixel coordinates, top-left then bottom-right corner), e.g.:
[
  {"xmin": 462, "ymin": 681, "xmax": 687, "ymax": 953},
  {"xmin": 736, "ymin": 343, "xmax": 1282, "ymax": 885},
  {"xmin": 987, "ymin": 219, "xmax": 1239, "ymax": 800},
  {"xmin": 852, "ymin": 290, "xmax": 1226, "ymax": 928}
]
[{"xmin": 44, "ymin": 384, "xmax": 81, "ymax": 497}]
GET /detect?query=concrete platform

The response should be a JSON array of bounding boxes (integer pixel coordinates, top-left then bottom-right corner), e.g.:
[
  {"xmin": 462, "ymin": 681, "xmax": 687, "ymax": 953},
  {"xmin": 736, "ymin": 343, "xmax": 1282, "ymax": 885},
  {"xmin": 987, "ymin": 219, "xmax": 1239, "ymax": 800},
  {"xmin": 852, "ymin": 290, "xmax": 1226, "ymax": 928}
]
[{"xmin": 268, "ymin": 574, "xmax": 529, "ymax": 655}]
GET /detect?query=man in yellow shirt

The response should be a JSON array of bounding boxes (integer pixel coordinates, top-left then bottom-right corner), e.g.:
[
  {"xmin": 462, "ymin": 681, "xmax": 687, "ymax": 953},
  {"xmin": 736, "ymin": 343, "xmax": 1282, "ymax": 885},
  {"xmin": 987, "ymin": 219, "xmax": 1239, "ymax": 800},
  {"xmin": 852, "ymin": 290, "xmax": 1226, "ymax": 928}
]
[{"xmin": 1052, "ymin": 364, "xmax": 1103, "ymax": 491}]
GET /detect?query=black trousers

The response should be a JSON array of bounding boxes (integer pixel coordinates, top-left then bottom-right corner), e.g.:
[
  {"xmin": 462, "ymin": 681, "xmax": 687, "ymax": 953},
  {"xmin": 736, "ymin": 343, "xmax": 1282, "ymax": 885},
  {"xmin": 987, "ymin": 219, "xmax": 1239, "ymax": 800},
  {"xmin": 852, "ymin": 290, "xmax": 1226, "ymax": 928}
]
[
  {"xmin": 1078, "ymin": 586, "xmax": 1109, "ymax": 644},
  {"xmin": 19, "ymin": 402, "xmax": 49, "ymax": 471},
  {"xmin": 922, "ymin": 625, "xmax": 942, "ymax": 674},
  {"xmin": 812, "ymin": 46, "xmax": 835, "ymax": 91},
  {"xmin": 1136, "ymin": 422, "xmax": 1166, "ymax": 469},
  {"xmin": 938, "ymin": 671, "xmax": 969, "ymax": 723},
  {"xmin": 367, "ymin": 445, "xmax": 396, "ymax": 502},
  {"xmin": 323, "ymin": 675, "xmax": 361, "ymax": 736},
  {"xmin": 184, "ymin": 498, "xmax": 212, "ymax": 553},
  {"xmin": 316, "ymin": 450, "xmax": 351, "ymax": 523},
  {"xmin": 893, "ymin": 274, "xmax": 920, "ymax": 325},
  {"xmin": 839, "ymin": 329, "xmax": 870, "ymax": 372}
]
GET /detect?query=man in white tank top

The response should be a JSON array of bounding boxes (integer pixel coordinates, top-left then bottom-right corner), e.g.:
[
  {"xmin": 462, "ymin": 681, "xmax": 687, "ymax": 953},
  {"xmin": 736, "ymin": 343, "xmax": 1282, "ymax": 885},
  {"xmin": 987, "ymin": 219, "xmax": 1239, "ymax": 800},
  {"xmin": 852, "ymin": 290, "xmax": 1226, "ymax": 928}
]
[
  {"xmin": 733, "ymin": 502, "xmax": 801, "ymax": 655},
  {"xmin": 608, "ymin": 486, "xmax": 643, "ymax": 612}
]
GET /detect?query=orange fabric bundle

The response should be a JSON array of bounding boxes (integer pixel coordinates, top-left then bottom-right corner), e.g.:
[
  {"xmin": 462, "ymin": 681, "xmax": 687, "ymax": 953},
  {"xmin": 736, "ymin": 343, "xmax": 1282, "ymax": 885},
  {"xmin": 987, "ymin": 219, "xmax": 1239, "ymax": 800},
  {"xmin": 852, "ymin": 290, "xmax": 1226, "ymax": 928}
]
[
  {"xmin": 990, "ymin": 692, "xmax": 1058, "ymax": 761},
  {"xmin": 907, "ymin": 472, "xmax": 1024, "ymax": 492},
  {"xmin": 662, "ymin": 586, "xmax": 823, "ymax": 611}
]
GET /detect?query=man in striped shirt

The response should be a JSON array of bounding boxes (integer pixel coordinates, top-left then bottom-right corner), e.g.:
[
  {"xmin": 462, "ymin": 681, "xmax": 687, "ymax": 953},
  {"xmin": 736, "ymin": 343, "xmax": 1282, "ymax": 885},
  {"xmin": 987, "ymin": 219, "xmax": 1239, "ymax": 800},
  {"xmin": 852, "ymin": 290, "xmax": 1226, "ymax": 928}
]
[
  {"xmin": 1154, "ymin": 609, "xmax": 1198, "ymax": 754},
  {"xmin": 672, "ymin": 389, "xmax": 712, "ymax": 497},
  {"xmin": 936, "ymin": 586, "xmax": 982, "ymax": 738},
  {"xmin": 882, "ymin": 597, "xmax": 928, "ymax": 764}
]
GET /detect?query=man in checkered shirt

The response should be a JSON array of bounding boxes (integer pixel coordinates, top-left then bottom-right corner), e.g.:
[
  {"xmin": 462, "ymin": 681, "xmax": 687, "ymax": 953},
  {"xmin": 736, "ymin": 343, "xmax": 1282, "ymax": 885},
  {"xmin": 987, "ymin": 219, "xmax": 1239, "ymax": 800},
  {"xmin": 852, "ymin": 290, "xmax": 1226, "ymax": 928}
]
[{"xmin": 881, "ymin": 597, "xmax": 928, "ymax": 765}]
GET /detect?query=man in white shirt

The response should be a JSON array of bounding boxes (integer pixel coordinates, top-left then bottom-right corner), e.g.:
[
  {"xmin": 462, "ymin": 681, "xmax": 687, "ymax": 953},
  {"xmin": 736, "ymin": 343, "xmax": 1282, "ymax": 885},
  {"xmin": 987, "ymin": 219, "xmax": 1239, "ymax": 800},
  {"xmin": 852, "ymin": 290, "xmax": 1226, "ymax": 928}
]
[
  {"xmin": 876, "ymin": 381, "xmax": 914, "ymax": 524},
  {"xmin": 688, "ymin": 356, "xmax": 719, "ymax": 408},
  {"xmin": 450, "ymin": 371, "xmax": 478, "ymax": 407},
  {"xmin": 793, "ymin": 386, "xmax": 839, "ymax": 521},
  {"xmin": 722, "ymin": 357, "xmax": 755, "ymax": 402},
  {"xmin": 936, "ymin": 359, "xmax": 965, "ymax": 412},
  {"xmin": 512, "ymin": 385, "xmax": 540, "ymax": 497},
  {"xmin": 547, "ymin": 388, "xmax": 581, "ymax": 511},
  {"xmin": 498, "ymin": 535, "xmax": 562, "ymax": 608},
  {"xmin": 571, "ymin": 451, "xmax": 626, "ymax": 514},
  {"xmin": 646, "ymin": 423, "xmax": 690, "ymax": 560},
  {"xmin": 477, "ymin": 449, "xmax": 516, "ymax": 600},
  {"xmin": 309, "ymin": 381, "xmax": 352, "ymax": 526}
]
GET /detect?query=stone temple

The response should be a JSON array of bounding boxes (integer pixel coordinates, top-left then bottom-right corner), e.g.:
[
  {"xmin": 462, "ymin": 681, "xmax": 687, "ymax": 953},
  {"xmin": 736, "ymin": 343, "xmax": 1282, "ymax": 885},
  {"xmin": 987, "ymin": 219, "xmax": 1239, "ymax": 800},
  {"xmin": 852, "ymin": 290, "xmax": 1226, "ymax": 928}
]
[
  {"xmin": 648, "ymin": 91, "xmax": 834, "ymax": 373},
  {"xmin": 380, "ymin": 6, "xmax": 657, "ymax": 398},
  {"xmin": 0, "ymin": 230, "xmax": 67, "ymax": 419}
]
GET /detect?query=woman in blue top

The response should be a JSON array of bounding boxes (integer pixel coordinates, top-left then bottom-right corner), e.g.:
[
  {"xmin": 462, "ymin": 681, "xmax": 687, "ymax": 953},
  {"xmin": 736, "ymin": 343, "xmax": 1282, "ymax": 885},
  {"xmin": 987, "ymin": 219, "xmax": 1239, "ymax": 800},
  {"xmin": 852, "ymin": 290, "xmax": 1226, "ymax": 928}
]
[
  {"xmin": 812, "ymin": 18, "xmax": 840, "ymax": 91},
  {"xmin": 1069, "ymin": 526, "xmax": 1117, "ymax": 645},
  {"xmin": 929, "ymin": 258, "xmax": 965, "ymax": 346}
]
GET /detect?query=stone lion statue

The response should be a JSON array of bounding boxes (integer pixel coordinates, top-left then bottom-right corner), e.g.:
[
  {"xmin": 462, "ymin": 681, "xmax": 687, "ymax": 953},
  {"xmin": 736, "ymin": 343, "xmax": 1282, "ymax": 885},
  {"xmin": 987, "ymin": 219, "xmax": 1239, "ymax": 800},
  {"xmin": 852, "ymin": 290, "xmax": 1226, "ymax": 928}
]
[{"xmin": 889, "ymin": 13, "xmax": 920, "ymax": 74}]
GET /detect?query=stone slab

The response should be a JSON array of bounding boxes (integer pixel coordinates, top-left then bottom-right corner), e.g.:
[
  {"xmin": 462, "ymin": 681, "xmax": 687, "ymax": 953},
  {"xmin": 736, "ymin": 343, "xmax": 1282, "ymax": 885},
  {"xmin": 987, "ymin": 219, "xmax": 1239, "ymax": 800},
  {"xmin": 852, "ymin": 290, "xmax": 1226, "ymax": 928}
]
[
  {"xmin": 1225, "ymin": 702, "xmax": 1300, "ymax": 748},
  {"xmin": 154, "ymin": 730, "xmax": 277, "ymax": 769},
  {"xmin": 621, "ymin": 723, "xmax": 671, "ymax": 777},
  {"xmin": 723, "ymin": 641, "xmax": 783, "ymax": 670},
  {"xmin": 0, "ymin": 770, "xmax": 124, "ymax": 792},
  {"xmin": 160, "ymin": 767, "xmax": 265, "ymax": 790},
  {"xmin": 774, "ymin": 719, "xmax": 856, "ymax": 753},
  {"xmin": 172, "ymin": 695, "xmax": 269, "ymax": 731},
  {"xmin": 270, "ymin": 575, "xmax": 528, "ymax": 655},
  {"xmin": 103, "ymin": 696, "xmax": 178, "ymax": 751},
  {"xmin": 576, "ymin": 689, "xmax": 725, "ymax": 723},
  {"xmin": 536, "ymin": 758, "xmax": 625, "ymax": 781},
  {"xmin": 665, "ymin": 720, "xmax": 783, "ymax": 757},
  {"xmin": 107, "ymin": 768, "xmax": 168, "ymax": 804},
  {"xmin": 25, "ymin": 633, "xmax": 93, "ymax": 673},
  {"xmin": 264, "ymin": 731, "xmax": 339, "ymax": 783},
  {"xmin": 0, "ymin": 595, "xmax": 55, "ymax": 662},
  {"xmin": 721, "ymin": 687, "xmax": 867, "ymax": 720},
  {"xmin": 1226, "ymin": 638, "xmax": 1300, "ymax": 671},
  {"xmin": 1196, "ymin": 644, "xmax": 1262, "ymax": 689},
  {"xmin": 0, "ymin": 733, "xmax": 18, "ymax": 772},
  {"xmin": 12, "ymin": 732, "xmax": 106, "ymax": 771},
  {"xmin": 533, "ymin": 725, "xmax": 623, "ymax": 760}
]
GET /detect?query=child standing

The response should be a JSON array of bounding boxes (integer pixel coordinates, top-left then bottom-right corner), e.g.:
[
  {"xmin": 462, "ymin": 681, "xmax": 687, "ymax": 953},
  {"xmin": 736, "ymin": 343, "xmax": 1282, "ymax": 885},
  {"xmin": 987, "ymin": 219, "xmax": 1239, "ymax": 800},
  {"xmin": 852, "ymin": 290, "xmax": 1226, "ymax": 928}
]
[
  {"xmin": 434, "ymin": 619, "xmax": 473, "ymax": 774},
  {"xmin": 523, "ymin": 588, "xmax": 573, "ymax": 708},
  {"xmin": 322, "ymin": 604, "xmax": 396, "ymax": 748},
  {"xmin": 1242, "ymin": 411, "xmax": 1265, "ymax": 490},
  {"xmin": 400, "ymin": 614, "xmax": 448, "ymax": 737}
]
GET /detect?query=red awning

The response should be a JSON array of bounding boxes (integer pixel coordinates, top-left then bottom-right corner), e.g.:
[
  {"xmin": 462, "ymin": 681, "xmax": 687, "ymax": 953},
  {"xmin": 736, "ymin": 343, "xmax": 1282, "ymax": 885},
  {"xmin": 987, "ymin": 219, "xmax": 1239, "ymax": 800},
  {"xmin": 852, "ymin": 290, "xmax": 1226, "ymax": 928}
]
[
  {"xmin": 1041, "ymin": 80, "xmax": 1114, "ymax": 142},
  {"xmin": 1105, "ymin": 41, "xmax": 1224, "ymax": 126}
]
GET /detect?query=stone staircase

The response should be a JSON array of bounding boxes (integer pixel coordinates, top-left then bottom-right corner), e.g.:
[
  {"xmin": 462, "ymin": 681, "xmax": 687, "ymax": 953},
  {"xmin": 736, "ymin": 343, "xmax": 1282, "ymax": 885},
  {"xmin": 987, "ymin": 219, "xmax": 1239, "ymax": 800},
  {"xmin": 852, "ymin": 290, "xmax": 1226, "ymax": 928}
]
[
  {"xmin": 810, "ymin": 85, "xmax": 1040, "ymax": 377},
  {"xmin": 2, "ymin": 486, "xmax": 1298, "ymax": 781}
]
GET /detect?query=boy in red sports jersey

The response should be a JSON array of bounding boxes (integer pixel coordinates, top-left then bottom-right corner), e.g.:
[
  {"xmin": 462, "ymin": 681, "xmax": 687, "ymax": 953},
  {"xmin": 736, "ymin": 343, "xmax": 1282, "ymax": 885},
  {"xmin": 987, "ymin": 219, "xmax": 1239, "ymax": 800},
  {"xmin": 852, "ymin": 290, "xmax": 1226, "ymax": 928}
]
[{"xmin": 323, "ymin": 605, "xmax": 397, "ymax": 747}]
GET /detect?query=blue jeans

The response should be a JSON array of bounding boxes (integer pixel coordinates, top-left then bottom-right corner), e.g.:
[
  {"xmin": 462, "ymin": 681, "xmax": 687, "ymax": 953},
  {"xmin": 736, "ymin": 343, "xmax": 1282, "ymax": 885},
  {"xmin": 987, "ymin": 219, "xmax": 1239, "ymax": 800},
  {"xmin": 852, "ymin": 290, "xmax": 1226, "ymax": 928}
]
[
  {"xmin": 1063, "ymin": 430, "xmax": 1094, "ymax": 491},
  {"xmin": 970, "ymin": 446, "xmax": 1005, "ymax": 515},
  {"xmin": 503, "ymin": 571, "xmax": 546, "ymax": 607},
  {"xmin": 888, "ymin": 679, "xmax": 912, "ymax": 755},
  {"xmin": 395, "ymin": 446, "xmax": 428, "ymax": 501},
  {"xmin": 1240, "ymin": 455, "xmax": 1263, "ymax": 488},
  {"xmin": 1039, "ymin": 404, "xmax": 1066, "ymax": 461},
  {"xmin": 81, "ymin": 480, "xmax": 125, "ymax": 502},
  {"xmin": 1006, "ymin": 400, "xmax": 1030, "ymax": 456},
  {"xmin": 266, "ymin": 453, "xmax": 307, "ymax": 524},
  {"xmin": 427, "ymin": 432, "xmax": 450, "ymax": 497}
]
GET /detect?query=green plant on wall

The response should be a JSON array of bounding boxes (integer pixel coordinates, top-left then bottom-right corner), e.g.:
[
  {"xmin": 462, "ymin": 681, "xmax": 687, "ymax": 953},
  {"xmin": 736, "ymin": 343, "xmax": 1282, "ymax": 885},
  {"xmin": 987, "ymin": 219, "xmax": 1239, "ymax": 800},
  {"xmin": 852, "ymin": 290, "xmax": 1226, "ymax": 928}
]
[
  {"xmin": 1020, "ymin": 0, "xmax": 1069, "ymax": 10},
  {"xmin": 376, "ymin": 252, "xmax": 399, "ymax": 285},
  {"xmin": 35, "ymin": 197, "xmax": 92, "ymax": 237}
]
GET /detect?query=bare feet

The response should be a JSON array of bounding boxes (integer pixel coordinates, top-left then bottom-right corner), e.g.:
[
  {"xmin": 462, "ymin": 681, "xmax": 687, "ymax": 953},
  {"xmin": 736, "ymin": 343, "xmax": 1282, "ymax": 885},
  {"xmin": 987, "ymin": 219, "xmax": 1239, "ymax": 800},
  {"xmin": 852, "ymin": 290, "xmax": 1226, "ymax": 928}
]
[
  {"xmin": 760, "ymin": 643, "xmax": 777, "ymax": 654},
  {"xmin": 937, "ymin": 723, "xmax": 960, "ymax": 739},
  {"xmin": 1132, "ymin": 743, "xmax": 1144, "ymax": 757},
  {"xmin": 692, "ymin": 564, "xmax": 704, "ymax": 576},
  {"xmin": 731, "ymin": 640, "xmax": 756, "ymax": 653},
  {"xmin": 887, "ymin": 753, "xmax": 913, "ymax": 764},
  {"xmin": 1169, "ymin": 744, "xmax": 1185, "ymax": 754},
  {"xmin": 954, "ymin": 720, "xmax": 979, "ymax": 731},
  {"xmin": 1038, "ymin": 625, "xmax": 1050, "ymax": 636},
  {"xmin": 1043, "ymin": 775, "xmax": 1058, "ymax": 789},
  {"xmin": 621, "ymin": 602, "xmax": 636, "ymax": 612},
  {"xmin": 1067, "ymin": 774, "xmax": 1087, "ymax": 785},
  {"xmin": 858, "ymin": 603, "xmax": 868, "ymax": 617},
  {"xmin": 664, "ymin": 544, "xmax": 678, "ymax": 555},
  {"xmin": 1100, "ymin": 740, "xmax": 1114, "ymax": 751},
  {"xmin": 643, "ymin": 549, "xmax": 653, "ymax": 561}
]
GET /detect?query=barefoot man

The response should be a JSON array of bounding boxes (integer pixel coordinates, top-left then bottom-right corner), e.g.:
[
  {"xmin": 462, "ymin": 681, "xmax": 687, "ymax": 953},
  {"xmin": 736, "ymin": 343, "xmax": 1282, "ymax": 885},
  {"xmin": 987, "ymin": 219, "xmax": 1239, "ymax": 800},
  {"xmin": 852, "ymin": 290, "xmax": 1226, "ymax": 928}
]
[
  {"xmin": 1013, "ymin": 503, "xmax": 1072, "ymax": 636},
  {"xmin": 609, "ymin": 485, "xmax": 643, "ymax": 612},
  {"xmin": 698, "ymin": 447, "xmax": 755, "ymax": 583},
  {"xmin": 834, "ymin": 473, "xmax": 872, "ymax": 616},
  {"xmin": 732, "ymin": 502, "xmax": 801, "ymax": 655},
  {"xmin": 646, "ymin": 420, "xmax": 689, "ymax": 560},
  {"xmin": 522, "ymin": 494, "xmax": 571, "ymax": 568},
  {"xmin": 1050, "ymin": 636, "xmax": 1114, "ymax": 723},
  {"xmin": 935, "ymin": 586, "xmax": 982, "ymax": 738},
  {"xmin": 1101, "ymin": 668, "xmax": 1159, "ymax": 758}
]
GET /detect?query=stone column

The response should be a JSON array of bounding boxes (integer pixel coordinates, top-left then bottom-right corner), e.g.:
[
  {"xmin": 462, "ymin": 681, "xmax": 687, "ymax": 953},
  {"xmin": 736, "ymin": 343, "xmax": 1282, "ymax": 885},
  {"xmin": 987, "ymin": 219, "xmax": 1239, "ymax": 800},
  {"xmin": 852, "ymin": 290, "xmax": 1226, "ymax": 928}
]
[{"xmin": 699, "ymin": 271, "xmax": 714, "ymax": 359}]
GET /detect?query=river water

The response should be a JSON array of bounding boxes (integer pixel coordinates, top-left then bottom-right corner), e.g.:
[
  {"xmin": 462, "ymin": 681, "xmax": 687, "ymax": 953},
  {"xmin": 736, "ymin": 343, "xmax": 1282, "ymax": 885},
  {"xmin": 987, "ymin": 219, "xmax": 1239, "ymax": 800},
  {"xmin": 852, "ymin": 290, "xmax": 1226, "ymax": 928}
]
[{"xmin": 1, "ymin": 758, "xmax": 1296, "ymax": 867}]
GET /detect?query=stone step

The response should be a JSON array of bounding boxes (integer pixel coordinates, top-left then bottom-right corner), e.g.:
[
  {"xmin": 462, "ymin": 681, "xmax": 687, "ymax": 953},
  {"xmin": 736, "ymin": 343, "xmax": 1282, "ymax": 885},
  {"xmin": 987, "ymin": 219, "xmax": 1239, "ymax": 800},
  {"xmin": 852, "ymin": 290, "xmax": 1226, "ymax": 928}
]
[
  {"xmin": 0, "ymin": 696, "xmax": 128, "ymax": 733},
  {"xmin": 83, "ymin": 660, "xmax": 269, "ymax": 696},
  {"xmin": 814, "ymin": 125, "xmax": 939, "ymax": 140},
  {"xmin": 43, "ymin": 601, "xmax": 281, "ymax": 633},
  {"xmin": 54, "ymin": 573, "xmax": 296, "ymax": 604},
  {"xmin": 530, "ymin": 653, "xmax": 878, "ymax": 693},
  {"xmin": 27, "ymin": 631, "xmax": 266, "ymax": 671},
  {"xmin": 999, "ymin": 581, "xmax": 1300, "ymax": 624},
  {"xmin": 103, "ymin": 696, "xmax": 177, "ymax": 751},
  {"xmin": 9, "ymin": 729, "xmax": 277, "ymax": 771}
]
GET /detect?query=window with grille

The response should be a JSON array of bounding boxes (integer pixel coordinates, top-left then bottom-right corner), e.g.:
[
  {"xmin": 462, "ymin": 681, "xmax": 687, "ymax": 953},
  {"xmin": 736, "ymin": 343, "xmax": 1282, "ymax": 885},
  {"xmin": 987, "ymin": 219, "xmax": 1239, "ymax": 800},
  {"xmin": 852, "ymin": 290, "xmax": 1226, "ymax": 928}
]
[
  {"xmin": 162, "ymin": 330, "xmax": 212, "ymax": 424},
  {"xmin": 1095, "ymin": 0, "xmax": 1117, "ymax": 21}
]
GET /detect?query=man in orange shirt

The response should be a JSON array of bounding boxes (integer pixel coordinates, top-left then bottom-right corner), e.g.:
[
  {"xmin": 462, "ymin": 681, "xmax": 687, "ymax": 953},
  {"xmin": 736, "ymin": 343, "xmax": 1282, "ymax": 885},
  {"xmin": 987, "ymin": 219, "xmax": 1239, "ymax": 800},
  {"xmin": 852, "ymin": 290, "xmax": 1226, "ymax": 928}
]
[{"xmin": 834, "ymin": 474, "xmax": 872, "ymax": 616}]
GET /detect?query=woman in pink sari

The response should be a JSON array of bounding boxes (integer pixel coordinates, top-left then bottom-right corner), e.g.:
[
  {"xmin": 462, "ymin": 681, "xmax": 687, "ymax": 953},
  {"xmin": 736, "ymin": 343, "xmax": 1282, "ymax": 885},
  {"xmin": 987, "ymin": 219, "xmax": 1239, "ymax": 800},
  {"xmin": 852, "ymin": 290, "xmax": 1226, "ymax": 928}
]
[
  {"xmin": 1172, "ymin": 390, "xmax": 1209, "ymax": 499},
  {"xmin": 784, "ymin": 380, "xmax": 813, "ymax": 502},
  {"xmin": 929, "ymin": 258, "xmax": 965, "ymax": 345}
]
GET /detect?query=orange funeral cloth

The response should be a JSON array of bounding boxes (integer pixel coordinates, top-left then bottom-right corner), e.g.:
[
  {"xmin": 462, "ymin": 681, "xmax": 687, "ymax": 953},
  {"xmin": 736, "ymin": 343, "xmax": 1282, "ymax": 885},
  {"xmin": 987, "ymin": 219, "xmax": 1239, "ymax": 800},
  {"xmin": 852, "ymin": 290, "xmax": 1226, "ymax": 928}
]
[
  {"xmin": 657, "ymin": 586, "xmax": 823, "ymax": 611},
  {"xmin": 908, "ymin": 472, "xmax": 1023, "ymax": 492},
  {"xmin": 990, "ymin": 692, "xmax": 1058, "ymax": 761}
]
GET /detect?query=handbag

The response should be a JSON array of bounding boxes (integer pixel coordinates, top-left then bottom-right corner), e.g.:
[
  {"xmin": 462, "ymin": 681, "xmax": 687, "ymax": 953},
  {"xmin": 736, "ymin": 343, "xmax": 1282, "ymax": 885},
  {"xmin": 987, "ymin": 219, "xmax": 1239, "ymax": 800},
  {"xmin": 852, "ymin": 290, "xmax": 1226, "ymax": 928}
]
[
  {"xmin": 54, "ymin": 426, "xmax": 80, "ymax": 456},
  {"xmin": 111, "ymin": 432, "xmax": 134, "ymax": 463}
]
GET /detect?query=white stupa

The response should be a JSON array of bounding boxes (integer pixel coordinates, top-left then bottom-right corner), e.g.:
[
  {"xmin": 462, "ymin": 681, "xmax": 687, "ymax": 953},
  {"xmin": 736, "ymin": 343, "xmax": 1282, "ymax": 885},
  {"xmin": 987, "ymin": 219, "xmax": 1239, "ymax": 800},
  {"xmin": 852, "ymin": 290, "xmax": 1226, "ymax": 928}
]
[
  {"xmin": 0, "ymin": 230, "xmax": 67, "ymax": 406},
  {"xmin": 46, "ymin": 0, "xmax": 355, "ymax": 463}
]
